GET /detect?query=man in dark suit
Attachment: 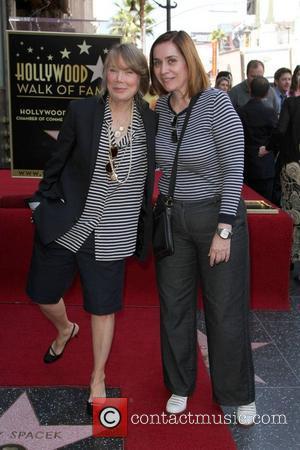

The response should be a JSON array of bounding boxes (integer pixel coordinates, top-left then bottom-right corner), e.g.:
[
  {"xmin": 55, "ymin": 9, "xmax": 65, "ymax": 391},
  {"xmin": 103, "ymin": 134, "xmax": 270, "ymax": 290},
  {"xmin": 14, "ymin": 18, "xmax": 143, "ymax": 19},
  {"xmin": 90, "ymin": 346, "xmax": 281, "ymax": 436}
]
[{"xmin": 238, "ymin": 76, "xmax": 278, "ymax": 200}]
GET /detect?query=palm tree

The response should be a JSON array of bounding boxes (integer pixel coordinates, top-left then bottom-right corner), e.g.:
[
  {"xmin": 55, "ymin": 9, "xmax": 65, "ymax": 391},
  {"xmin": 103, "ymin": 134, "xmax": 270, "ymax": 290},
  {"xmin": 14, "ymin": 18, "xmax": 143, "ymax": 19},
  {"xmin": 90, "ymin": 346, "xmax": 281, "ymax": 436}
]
[
  {"xmin": 111, "ymin": 0, "xmax": 155, "ymax": 52},
  {"xmin": 210, "ymin": 29, "xmax": 226, "ymax": 78},
  {"xmin": 210, "ymin": 29, "xmax": 226, "ymax": 50}
]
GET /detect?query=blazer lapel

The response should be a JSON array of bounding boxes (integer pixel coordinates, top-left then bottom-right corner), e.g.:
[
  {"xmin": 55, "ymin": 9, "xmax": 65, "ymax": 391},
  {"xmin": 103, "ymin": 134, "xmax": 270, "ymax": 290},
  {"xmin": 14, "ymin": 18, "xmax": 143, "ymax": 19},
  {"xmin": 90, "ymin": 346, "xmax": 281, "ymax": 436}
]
[
  {"xmin": 140, "ymin": 104, "xmax": 156, "ymax": 173},
  {"xmin": 89, "ymin": 97, "xmax": 106, "ymax": 183},
  {"xmin": 139, "ymin": 102, "xmax": 157, "ymax": 203}
]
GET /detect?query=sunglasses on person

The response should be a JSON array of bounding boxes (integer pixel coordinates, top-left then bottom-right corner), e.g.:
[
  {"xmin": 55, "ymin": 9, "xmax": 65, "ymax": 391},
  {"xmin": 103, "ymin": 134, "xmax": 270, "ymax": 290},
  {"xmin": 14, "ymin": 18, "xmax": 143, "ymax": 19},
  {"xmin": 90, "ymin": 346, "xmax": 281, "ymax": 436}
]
[
  {"xmin": 171, "ymin": 115, "xmax": 178, "ymax": 144},
  {"xmin": 106, "ymin": 144, "xmax": 118, "ymax": 178}
]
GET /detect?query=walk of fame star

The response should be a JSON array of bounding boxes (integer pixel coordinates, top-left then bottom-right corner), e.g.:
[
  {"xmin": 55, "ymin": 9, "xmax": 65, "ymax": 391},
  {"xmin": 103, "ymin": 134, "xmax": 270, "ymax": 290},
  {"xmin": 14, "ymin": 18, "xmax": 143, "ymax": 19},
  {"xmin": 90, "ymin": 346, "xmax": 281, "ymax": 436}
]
[
  {"xmin": 60, "ymin": 48, "xmax": 71, "ymax": 59},
  {"xmin": 0, "ymin": 393, "xmax": 92, "ymax": 449},
  {"xmin": 77, "ymin": 40, "xmax": 92, "ymax": 55},
  {"xmin": 197, "ymin": 330, "xmax": 270, "ymax": 384},
  {"xmin": 86, "ymin": 55, "xmax": 104, "ymax": 82}
]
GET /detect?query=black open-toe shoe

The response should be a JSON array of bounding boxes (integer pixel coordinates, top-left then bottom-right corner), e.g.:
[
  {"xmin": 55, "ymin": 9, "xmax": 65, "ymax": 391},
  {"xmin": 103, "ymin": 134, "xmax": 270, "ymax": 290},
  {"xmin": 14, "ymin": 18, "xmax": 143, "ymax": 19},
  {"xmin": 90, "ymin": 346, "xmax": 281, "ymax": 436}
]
[
  {"xmin": 86, "ymin": 400, "xmax": 93, "ymax": 416},
  {"xmin": 86, "ymin": 387, "xmax": 106, "ymax": 416},
  {"xmin": 43, "ymin": 323, "xmax": 78, "ymax": 364}
]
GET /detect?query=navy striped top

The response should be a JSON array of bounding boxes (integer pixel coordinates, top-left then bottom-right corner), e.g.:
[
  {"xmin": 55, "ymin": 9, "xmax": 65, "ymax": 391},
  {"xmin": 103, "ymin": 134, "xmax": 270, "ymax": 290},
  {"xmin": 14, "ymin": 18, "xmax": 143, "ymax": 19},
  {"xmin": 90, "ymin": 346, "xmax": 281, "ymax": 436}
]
[{"xmin": 155, "ymin": 88, "xmax": 244, "ymax": 224}]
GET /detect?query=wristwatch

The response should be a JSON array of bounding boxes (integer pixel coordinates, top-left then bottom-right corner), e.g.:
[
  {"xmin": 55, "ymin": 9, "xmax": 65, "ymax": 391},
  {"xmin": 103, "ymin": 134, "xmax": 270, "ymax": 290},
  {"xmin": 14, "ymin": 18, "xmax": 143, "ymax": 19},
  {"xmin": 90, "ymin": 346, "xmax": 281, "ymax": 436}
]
[{"xmin": 216, "ymin": 227, "xmax": 233, "ymax": 239}]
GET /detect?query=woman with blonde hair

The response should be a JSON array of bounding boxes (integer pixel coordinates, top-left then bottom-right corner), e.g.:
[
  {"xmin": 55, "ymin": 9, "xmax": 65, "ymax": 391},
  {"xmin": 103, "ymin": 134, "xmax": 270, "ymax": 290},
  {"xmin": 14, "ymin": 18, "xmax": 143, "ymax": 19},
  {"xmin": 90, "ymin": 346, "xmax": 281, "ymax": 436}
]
[
  {"xmin": 26, "ymin": 43, "xmax": 156, "ymax": 414},
  {"xmin": 215, "ymin": 75, "xmax": 231, "ymax": 93},
  {"xmin": 150, "ymin": 30, "xmax": 256, "ymax": 425}
]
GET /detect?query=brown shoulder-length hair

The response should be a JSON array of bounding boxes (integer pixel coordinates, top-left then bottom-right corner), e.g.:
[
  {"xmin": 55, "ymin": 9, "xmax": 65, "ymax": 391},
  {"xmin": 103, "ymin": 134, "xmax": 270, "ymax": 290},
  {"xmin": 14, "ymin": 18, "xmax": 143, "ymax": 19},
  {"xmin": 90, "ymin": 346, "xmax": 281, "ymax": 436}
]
[
  {"xmin": 290, "ymin": 64, "xmax": 300, "ymax": 96},
  {"xmin": 149, "ymin": 30, "xmax": 209, "ymax": 97},
  {"xmin": 100, "ymin": 43, "xmax": 149, "ymax": 98}
]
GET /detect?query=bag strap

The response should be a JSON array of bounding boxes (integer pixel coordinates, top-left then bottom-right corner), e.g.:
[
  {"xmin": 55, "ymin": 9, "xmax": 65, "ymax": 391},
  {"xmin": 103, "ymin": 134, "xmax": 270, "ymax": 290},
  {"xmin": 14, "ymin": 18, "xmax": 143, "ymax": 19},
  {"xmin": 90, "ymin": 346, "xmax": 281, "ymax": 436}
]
[{"xmin": 166, "ymin": 92, "xmax": 202, "ymax": 204}]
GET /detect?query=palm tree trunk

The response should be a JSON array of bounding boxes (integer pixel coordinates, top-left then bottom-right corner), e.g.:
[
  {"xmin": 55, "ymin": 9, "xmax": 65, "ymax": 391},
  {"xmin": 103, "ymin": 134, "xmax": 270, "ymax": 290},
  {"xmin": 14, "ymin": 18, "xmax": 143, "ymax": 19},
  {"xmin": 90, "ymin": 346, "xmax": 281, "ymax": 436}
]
[{"xmin": 139, "ymin": 0, "xmax": 146, "ymax": 53}]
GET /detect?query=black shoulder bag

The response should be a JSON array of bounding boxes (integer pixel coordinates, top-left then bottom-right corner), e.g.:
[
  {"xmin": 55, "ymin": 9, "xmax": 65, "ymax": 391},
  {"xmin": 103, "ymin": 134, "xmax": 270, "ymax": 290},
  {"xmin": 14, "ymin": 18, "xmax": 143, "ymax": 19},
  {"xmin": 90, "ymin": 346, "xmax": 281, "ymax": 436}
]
[{"xmin": 153, "ymin": 93, "xmax": 201, "ymax": 260}]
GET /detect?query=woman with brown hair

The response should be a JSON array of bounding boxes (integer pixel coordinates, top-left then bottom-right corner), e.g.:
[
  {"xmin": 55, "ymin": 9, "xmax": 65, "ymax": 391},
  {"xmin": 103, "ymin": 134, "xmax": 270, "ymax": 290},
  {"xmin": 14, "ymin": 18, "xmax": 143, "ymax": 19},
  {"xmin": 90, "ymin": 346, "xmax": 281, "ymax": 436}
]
[
  {"xmin": 150, "ymin": 31, "xmax": 256, "ymax": 425},
  {"xmin": 26, "ymin": 43, "xmax": 156, "ymax": 414},
  {"xmin": 289, "ymin": 65, "xmax": 300, "ymax": 97}
]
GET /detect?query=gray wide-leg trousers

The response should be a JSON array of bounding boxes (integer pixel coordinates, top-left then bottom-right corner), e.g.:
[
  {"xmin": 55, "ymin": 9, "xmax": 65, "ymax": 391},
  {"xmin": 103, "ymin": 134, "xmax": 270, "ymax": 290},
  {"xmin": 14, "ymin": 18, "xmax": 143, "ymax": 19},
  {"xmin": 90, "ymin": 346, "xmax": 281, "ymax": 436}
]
[{"xmin": 156, "ymin": 196, "xmax": 255, "ymax": 406}]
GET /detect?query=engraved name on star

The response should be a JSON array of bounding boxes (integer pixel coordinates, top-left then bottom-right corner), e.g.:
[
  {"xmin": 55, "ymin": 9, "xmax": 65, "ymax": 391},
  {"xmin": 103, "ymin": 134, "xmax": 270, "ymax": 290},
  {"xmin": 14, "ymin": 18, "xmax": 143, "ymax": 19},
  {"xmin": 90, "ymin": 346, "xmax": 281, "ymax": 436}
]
[
  {"xmin": 0, "ymin": 392, "xmax": 92, "ymax": 449},
  {"xmin": 60, "ymin": 48, "xmax": 71, "ymax": 59},
  {"xmin": 77, "ymin": 40, "xmax": 91, "ymax": 55},
  {"xmin": 86, "ymin": 55, "xmax": 104, "ymax": 82}
]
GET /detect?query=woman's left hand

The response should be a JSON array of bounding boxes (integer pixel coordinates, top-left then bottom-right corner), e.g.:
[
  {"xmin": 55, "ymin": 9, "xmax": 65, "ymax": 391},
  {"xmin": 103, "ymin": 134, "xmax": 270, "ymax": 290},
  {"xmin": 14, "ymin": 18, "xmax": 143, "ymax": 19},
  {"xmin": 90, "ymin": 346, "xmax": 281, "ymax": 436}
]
[{"xmin": 208, "ymin": 223, "xmax": 232, "ymax": 267}]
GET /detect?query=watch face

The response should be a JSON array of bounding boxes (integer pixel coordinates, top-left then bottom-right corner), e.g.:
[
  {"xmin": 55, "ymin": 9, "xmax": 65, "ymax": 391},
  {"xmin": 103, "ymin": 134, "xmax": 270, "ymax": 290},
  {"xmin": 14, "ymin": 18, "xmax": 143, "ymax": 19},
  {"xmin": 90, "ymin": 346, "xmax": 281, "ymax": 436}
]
[
  {"xmin": 220, "ymin": 229, "xmax": 229, "ymax": 238},
  {"xmin": 219, "ymin": 228, "xmax": 231, "ymax": 239}
]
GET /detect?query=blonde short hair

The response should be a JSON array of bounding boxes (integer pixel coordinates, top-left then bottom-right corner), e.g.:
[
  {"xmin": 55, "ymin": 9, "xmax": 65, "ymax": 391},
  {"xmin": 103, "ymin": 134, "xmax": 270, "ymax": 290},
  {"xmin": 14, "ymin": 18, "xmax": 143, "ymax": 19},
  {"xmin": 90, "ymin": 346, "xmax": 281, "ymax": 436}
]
[
  {"xmin": 100, "ymin": 43, "xmax": 149, "ymax": 97},
  {"xmin": 215, "ymin": 76, "xmax": 231, "ymax": 90}
]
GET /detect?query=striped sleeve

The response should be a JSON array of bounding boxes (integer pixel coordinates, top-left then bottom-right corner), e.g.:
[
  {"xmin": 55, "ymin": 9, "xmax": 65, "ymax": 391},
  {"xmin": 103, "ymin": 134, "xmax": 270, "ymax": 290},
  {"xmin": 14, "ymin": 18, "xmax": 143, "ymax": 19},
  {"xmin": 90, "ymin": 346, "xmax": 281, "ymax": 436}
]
[{"xmin": 212, "ymin": 90, "xmax": 244, "ymax": 223}]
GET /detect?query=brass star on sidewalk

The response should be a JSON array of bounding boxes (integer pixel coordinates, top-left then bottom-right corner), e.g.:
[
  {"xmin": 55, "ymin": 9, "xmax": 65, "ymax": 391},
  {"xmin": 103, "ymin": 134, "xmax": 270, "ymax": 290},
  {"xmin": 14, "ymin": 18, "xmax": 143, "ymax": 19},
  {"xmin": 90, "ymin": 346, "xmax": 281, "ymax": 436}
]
[{"xmin": 0, "ymin": 392, "xmax": 92, "ymax": 449}]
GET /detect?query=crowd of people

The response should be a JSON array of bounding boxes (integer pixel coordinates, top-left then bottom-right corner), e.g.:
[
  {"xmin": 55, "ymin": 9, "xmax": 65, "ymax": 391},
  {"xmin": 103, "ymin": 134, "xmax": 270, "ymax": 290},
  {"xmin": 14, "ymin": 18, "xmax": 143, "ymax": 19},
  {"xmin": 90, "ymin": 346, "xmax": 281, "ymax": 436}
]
[
  {"xmin": 214, "ymin": 61, "xmax": 300, "ymax": 277},
  {"xmin": 26, "ymin": 32, "xmax": 299, "ymax": 430}
]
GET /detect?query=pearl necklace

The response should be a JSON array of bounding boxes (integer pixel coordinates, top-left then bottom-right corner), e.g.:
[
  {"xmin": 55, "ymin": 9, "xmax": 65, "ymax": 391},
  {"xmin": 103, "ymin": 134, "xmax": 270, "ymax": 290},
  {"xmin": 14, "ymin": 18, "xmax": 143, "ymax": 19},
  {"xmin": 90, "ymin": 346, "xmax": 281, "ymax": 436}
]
[
  {"xmin": 113, "ymin": 126, "xmax": 126, "ymax": 139},
  {"xmin": 107, "ymin": 101, "xmax": 133, "ymax": 184},
  {"xmin": 110, "ymin": 98, "xmax": 132, "ymax": 141}
]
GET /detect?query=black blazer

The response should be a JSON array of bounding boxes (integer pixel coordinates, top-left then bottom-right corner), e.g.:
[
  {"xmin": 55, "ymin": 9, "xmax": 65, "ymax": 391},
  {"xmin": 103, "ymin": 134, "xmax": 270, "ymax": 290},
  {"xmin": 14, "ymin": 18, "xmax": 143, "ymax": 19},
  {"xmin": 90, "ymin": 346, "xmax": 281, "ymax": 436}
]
[
  {"xmin": 31, "ymin": 95, "xmax": 157, "ymax": 260},
  {"xmin": 276, "ymin": 96, "xmax": 300, "ymax": 165},
  {"xmin": 238, "ymin": 98, "xmax": 278, "ymax": 180}
]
